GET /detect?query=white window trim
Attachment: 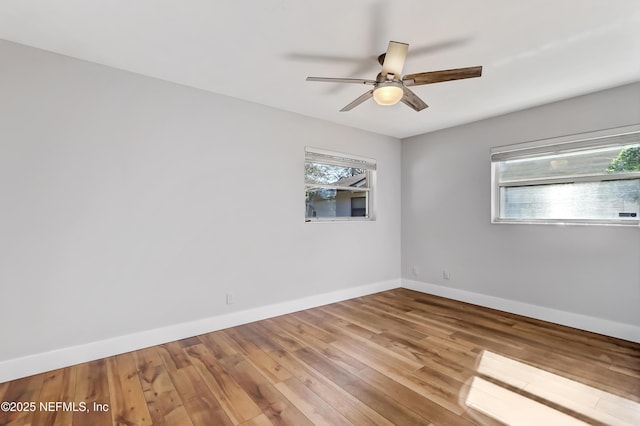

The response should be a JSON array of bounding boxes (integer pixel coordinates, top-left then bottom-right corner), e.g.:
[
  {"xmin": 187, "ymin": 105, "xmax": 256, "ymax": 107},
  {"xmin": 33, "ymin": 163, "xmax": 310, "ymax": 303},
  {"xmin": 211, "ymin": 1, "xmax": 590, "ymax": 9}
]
[
  {"xmin": 305, "ymin": 147, "xmax": 376, "ymax": 222},
  {"xmin": 491, "ymin": 124, "xmax": 640, "ymax": 226}
]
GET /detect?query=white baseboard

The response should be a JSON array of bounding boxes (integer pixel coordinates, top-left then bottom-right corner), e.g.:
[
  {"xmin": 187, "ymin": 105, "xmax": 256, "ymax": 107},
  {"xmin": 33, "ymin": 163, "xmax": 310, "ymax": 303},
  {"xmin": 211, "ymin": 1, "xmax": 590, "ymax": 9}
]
[
  {"xmin": 0, "ymin": 279, "xmax": 400, "ymax": 383},
  {"xmin": 5, "ymin": 278, "xmax": 637, "ymax": 383},
  {"xmin": 402, "ymin": 279, "xmax": 640, "ymax": 343}
]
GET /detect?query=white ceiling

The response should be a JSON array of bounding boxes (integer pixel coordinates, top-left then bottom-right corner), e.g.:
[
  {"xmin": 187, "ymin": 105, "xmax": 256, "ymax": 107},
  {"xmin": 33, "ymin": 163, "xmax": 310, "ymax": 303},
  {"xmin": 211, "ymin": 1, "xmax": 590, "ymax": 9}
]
[{"xmin": 1, "ymin": 0, "xmax": 639, "ymax": 139}]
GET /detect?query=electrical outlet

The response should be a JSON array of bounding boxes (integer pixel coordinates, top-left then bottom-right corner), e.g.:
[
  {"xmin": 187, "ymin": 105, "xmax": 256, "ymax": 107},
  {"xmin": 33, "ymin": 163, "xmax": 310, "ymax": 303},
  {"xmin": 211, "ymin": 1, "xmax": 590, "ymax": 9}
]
[
  {"xmin": 443, "ymin": 270, "xmax": 451, "ymax": 280},
  {"xmin": 226, "ymin": 293, "xmax": 234, "ymax": 305}
]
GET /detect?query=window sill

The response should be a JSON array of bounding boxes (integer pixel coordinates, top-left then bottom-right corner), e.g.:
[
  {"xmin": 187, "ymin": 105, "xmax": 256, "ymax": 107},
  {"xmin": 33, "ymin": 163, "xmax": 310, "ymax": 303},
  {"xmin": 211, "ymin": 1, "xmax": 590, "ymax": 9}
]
[
  {"xmin": 305, "ymin": 217, "xmax": 375, "ymax": 223},
  {"xmin": 492, "ymin": 218, "xmax": 639, "ymax": 227}
]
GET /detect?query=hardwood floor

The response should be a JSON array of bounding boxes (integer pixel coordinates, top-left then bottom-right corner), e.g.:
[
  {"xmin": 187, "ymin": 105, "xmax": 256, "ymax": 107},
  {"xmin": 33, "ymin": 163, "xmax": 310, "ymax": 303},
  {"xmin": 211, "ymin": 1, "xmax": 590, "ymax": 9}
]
[{"xmin": 1, "ymin": 288, "xmax": 639, "ymax": 425}]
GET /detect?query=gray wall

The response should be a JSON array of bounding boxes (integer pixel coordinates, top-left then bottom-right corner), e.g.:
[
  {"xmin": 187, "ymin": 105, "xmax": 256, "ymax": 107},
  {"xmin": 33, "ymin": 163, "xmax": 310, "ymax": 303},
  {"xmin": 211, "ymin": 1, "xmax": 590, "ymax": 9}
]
[
  {"xmin": 0, "ymin": 40, "xmax": 401, "ymax": 362},
  {"xmin": 402, "ymin": 82, "xmax": 640, "ymax": 326},
  {"xmin": 1, "ymin": 37, "xmax": 638, "ymax": 368}
]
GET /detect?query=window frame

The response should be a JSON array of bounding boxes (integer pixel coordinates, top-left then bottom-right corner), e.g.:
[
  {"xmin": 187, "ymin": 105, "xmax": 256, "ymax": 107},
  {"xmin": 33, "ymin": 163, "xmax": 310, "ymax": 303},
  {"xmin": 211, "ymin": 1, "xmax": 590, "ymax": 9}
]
[
  {"xmin": 304, "ymin": 147, "xmax": 376, "ymax": 222},
  {"xmin": 491, "ymin": 124, "xmax": 640, "ymax": 226}
]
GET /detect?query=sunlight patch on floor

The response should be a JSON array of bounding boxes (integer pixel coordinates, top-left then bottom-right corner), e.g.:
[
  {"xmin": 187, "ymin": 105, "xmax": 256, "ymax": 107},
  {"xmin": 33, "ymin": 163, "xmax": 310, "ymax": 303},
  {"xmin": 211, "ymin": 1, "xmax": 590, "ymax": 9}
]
[
  {"xmin": 465, "ymin": 350, "xmax": 640, "ymax": 426},
  {"xmin": 466, "ymin": 376, "xmax": 588, "ymax": 426}
]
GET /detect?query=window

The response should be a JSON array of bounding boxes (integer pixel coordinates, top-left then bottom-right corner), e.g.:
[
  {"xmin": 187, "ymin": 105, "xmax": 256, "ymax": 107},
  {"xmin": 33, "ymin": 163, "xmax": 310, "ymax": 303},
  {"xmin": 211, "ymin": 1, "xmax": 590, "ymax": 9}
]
[
  {"xmin": 305, "ymin": 147, "xmax": 375, "ymax": 221},
  {"xmin": 351, "ymin": 197, "xmax": 366, "ymax": 217},
  {"xmin": 491, "ymin": 125, "xmax": 640, "ymax": 226}
]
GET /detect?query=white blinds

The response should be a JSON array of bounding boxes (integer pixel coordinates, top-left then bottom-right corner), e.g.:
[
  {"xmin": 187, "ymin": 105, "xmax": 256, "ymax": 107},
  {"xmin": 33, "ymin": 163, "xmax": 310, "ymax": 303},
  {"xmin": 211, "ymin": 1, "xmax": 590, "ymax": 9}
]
[
  {"xmin": 491, "ymin": 125, "xmax": 640, "ymax": 162},
  {"xmin": 305, "ymin": 147, "xmax": 377, "ymax": 170}
]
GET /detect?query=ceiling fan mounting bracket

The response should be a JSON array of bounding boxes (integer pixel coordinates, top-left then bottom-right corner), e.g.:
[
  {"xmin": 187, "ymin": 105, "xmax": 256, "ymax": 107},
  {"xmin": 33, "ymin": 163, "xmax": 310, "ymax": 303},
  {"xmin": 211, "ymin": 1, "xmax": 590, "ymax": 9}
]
[{"xmin": 375, "ymin": 72, "xmax": 385, "ymax": 83}]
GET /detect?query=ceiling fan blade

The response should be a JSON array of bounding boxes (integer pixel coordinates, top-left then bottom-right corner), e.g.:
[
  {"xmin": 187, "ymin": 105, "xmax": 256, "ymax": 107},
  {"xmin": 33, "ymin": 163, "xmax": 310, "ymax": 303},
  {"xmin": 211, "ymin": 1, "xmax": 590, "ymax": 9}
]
[
  {"xmin": 401, "ymin": 87, "xmax": 428, "ymax": 111},
  {"xmin": 381, "ymin": 41, "xmax": 409, "ymax": 78},
  {"xmin": 307, "ymin": 77, "xmax": 376, "ymax": 85},
  {"xmin": 403, "ymin": 66, "xmax": 483, "ymax": 86},
  {"xmin": 340, "ymin": 90, "xmax": 374, "ymax": 112},
  {"xmin": 407, "ymin": 38, "xmax": 470, "ymax": 58},
  {"xmin": 288, "ymin": 53, "xmax": 364, "ymax": 64}
]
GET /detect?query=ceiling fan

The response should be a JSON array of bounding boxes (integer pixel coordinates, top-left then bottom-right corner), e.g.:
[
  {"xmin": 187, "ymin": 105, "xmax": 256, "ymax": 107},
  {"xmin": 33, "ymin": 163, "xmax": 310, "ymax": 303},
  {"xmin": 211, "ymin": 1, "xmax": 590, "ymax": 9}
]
[{"xmin": 306, "ymin": 41, "xmax": 482, "ymax": 112}]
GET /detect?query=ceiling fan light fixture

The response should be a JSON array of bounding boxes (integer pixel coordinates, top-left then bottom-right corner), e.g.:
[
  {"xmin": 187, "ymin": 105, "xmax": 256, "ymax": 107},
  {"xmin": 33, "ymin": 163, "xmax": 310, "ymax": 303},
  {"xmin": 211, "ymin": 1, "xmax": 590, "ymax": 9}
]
[{"xmin": 373, "ymin": 81, "xmax": 404, "ymax": 106}]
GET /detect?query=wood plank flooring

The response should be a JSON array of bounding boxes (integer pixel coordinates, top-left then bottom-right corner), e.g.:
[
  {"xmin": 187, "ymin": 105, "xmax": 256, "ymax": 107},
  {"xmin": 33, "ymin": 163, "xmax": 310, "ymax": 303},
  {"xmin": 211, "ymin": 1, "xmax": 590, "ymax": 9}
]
[{"xmin": 1, "ymin": 288, "xmax": 639, "ymax": 425}]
